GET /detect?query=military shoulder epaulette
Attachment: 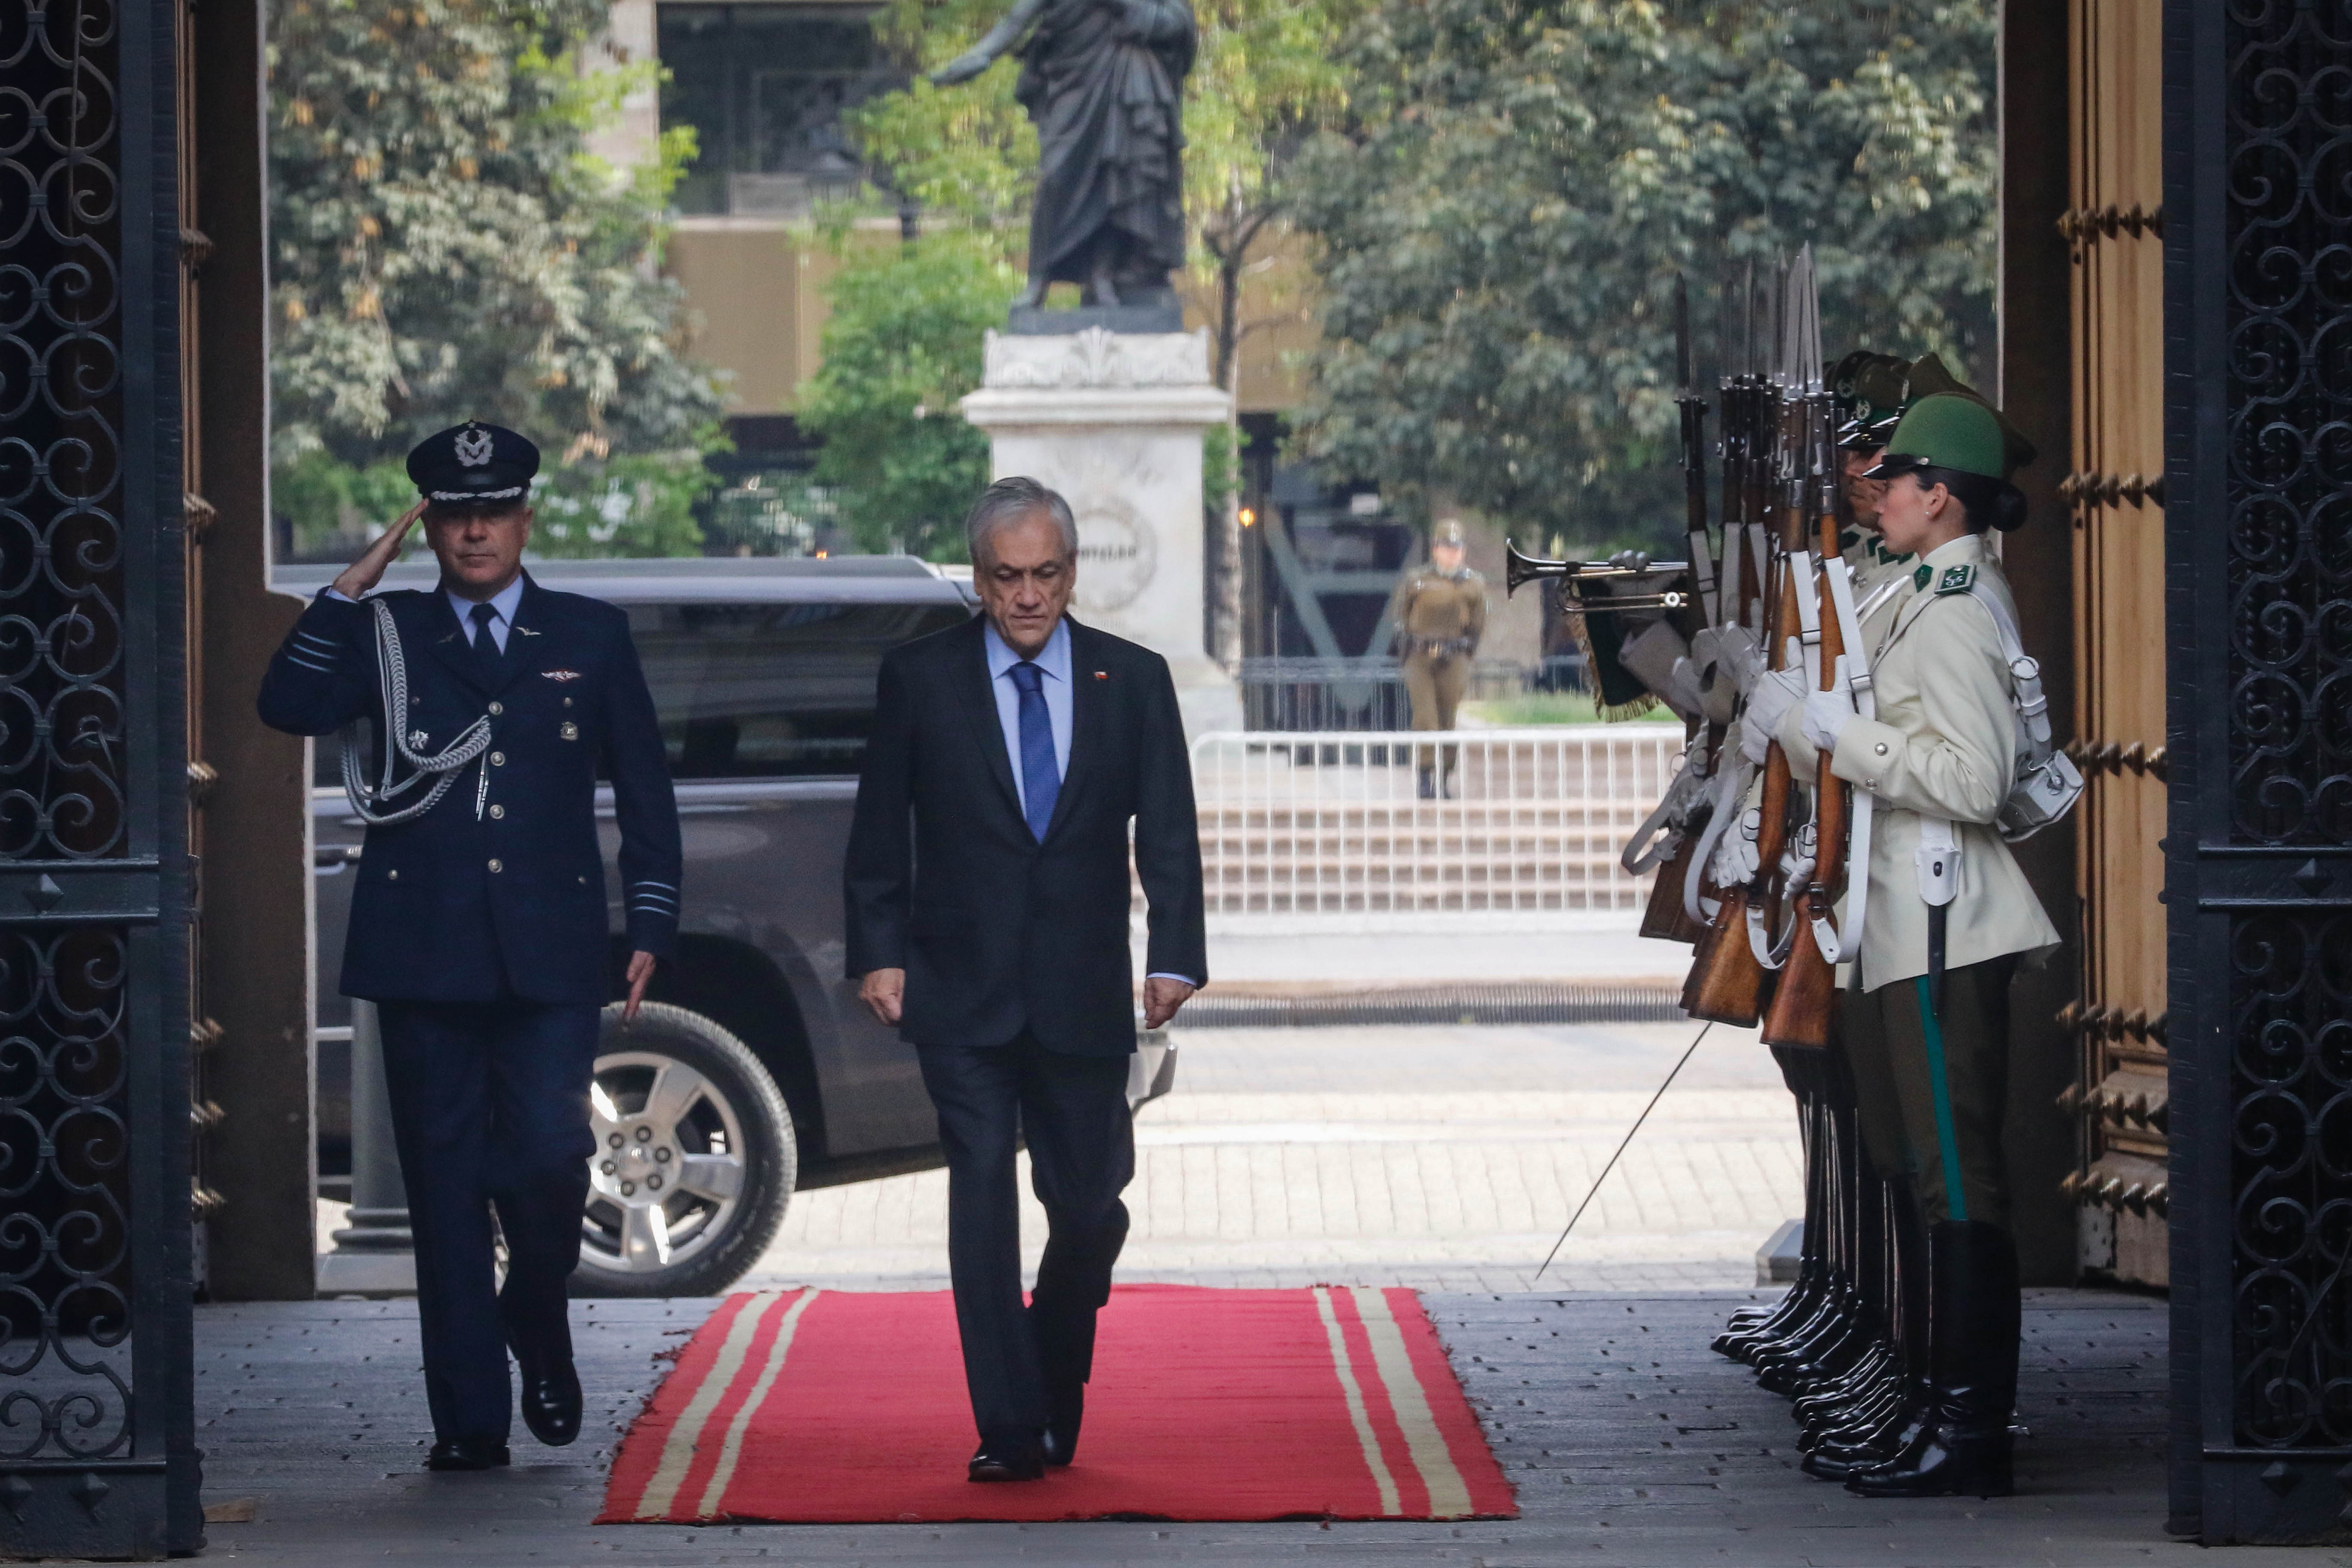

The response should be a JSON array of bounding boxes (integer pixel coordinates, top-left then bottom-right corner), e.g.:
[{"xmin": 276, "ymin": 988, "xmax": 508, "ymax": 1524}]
[{"xmin": 1931, "ymin": 563, "xmax": 1976, "ymax": 595}]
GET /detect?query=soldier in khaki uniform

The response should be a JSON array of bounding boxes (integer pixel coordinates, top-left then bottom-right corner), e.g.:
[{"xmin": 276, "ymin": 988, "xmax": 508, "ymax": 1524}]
[
  {"xmin": 1387, "ymin": 518, "xmax": 1488, "ymax": 798},
  {"xmin": 1749, "ymin": 394, "xmax": 2060, "ymax": 1501}
]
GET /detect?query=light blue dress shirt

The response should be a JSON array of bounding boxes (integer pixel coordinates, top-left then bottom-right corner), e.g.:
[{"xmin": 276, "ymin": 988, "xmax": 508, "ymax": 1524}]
[
  {"xmin": 980, "ymin": 616, "xmax": 1196, "ymax": 990},
  {"xmin": 448, "ymin": 576, "xmax": 526, "ymax": 653},
  {"xmin": 324, "ymin": 574, "xmax": 525, "ymax": 653}
]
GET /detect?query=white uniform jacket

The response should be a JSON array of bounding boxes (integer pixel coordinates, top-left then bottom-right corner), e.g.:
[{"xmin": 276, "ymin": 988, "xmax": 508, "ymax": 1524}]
[{"xmin": 1776, "ymin": 533, "xmax": 2061, "ymax": 993}]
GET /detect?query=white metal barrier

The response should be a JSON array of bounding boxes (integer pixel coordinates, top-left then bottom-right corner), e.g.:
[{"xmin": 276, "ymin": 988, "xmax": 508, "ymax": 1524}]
[{"xmin": 1187, "ymin": 726, "xmax": 1687, "ymax": 916}]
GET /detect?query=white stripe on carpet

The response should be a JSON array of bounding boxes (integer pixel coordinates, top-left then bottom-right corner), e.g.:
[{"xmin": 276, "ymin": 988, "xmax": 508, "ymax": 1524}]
[
  {"xmin": 692, "ymin": 1289, "xmax": 822, "ymax": 1519},
  {"xmin": 635, "ymin": 1292, "xmax": 781, "ymax": 1519},
  {"xmin": 1313, "ymin": 1285, "xmax": 1401, "ymax": 1516},
  {"xmin": 1351, "ymin": 1286, "xmax": 1472, "ymax": 1518}
]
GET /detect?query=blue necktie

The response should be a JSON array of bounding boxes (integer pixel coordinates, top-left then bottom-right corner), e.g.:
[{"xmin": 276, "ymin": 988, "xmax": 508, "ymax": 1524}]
[{"xmin": 1009, "ymin": 661, "xmax": 1059, "ymax": 842}]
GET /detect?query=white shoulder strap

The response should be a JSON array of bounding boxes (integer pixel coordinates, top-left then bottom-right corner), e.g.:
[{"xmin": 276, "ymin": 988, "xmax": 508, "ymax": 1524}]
[{"xmin": 1962, "ymin": 582, "xmax": 2053, "ymax": 761}]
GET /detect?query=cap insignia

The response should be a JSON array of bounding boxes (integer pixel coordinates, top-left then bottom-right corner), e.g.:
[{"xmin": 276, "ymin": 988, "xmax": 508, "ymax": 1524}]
[{"xmin": 454, "ymin": 427, "xmax": 495, "ymax": 468}]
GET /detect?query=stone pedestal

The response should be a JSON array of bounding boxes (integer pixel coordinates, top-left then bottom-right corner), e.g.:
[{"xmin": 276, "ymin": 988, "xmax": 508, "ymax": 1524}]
[{"xmin": 961, "ymin": 326, "xmax": 1242, "ymax": 739}]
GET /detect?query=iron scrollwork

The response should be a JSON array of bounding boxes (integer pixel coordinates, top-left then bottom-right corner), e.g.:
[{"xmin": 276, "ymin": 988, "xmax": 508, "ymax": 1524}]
[
  {"xmin": 0, "ymin": 0, "xmax": 140, "ymax": 1489},
  {"xmin": 2223, "ymin": 0, "xmax": 2352, "ymax": 1454}
]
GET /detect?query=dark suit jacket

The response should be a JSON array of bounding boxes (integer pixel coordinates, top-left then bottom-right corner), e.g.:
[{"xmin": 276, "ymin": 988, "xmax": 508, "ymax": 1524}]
[
  {"xmin": 843, "ymin": 614, "xmax": 1206, "ymax": 1056},
  {"xmin": 257, "ymin": 574, "xmax": 681, "ymax": 1005}
]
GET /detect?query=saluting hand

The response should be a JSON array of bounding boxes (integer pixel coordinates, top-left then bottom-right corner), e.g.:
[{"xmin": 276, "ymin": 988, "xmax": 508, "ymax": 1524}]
[{"xmin": 331, "ymin": 499, "xmax": 427, "ymax": 601}]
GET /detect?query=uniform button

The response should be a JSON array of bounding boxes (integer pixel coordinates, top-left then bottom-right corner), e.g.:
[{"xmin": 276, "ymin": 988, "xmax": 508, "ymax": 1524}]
[
  {"xmin": 562, "ymin": 696, "xmax": 573, "ymax": 708},
  {"xmin": 578, "ymin": 875, "xmax": 588, "ymax": 886},
  {"xmin": 488, "ymin": 701, "xmax": 503, "ymax": 716},
  {"xmin": 559, "ymin": 721, "xmax": 579, "ymax": 741},
  {"xmin": 1874, "ymin": 741, "xmax": 1889, "ymax": 756},
  {"xmin": 489, "ymin": 804, "xmax": 505, "ymax": 819},
  {"xmin": 490, "ymin": 751, "xmax": 505, "ymax": 766},
  {"xmin": 488, "ymin": 858, "xmax": 503, "ymax": 873},
  {"xmin": 387, "ymin": 869, "xmax": 399, "ymax": 881}
]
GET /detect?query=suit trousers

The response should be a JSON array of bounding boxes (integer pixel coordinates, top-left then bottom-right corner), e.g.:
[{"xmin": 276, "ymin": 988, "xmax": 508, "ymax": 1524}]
[
  {"xmin": 377, "ymin": 997, "xmax": 600, "ymax": 1444},
  {"xmin": 1838, "ymin": 956, "xmax": 2018, "ymax": 1230},
  {"xmin": 916, "ymin": 1034, "xmax": 1135, "ymax": 1442}
]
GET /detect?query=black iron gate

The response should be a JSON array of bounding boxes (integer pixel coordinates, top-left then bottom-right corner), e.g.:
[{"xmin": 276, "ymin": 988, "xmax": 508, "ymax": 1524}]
[
  {"xmin": 2168, "ymin": 0, "xmax": 2352, "ymax": 1544},
  {"xmin": 0, "ymin": 0, "xmax": 200, "ymax": 1554}
]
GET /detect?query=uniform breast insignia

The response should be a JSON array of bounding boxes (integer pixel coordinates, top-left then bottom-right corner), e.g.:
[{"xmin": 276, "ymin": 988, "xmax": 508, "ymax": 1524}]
[
  {"xmin": 541, "ymin": 669, "xmax": 582, "ymax": 682},
  {"xmin": 1093, "ymin": 670, "xmax": 1109, "ymax": 680},
  {"xmin": 1933, "ymin": 564, "xmax": 1976, "ymax": 595},
  {"xmin": 560, "ymin": 721, "xmax": 579, "ymax": 741}
]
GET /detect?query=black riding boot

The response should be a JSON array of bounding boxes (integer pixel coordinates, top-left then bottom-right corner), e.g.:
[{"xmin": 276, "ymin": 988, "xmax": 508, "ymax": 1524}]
[{"xmin": 1845, "ymin": 1220, "xmax": 2018, "ymax": 1498}]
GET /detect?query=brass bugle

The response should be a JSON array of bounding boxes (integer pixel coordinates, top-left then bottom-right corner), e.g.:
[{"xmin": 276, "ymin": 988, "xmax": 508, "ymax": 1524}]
[{"xmin": 1503, "ymin": 537, "xmax": 1690, "ymax": 597}]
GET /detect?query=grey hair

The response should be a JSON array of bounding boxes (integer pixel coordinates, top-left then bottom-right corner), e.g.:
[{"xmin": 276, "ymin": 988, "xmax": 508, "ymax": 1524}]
[{"xmin": 965, "ymin": 476, "xmax": 1077, "ymax": 565}]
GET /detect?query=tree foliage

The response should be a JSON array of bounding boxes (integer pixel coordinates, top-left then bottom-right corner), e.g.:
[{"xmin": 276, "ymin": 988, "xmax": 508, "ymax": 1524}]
[
  {"xmin": 796, "ymin": 232, "xmax": 1023, "ymax": 560},
  {"xmin": 268, "ymin": 0, "xmax": 725, "ymax": 546},
  {"xmin": 1288, "ymin": 0, "xmax": 1997, "ymax": 549}
]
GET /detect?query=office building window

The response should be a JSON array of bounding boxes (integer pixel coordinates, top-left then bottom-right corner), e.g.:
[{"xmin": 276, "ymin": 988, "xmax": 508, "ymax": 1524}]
[{"xmin": 658, "ymin": 4, "xmax": 901, "ymax": 217}]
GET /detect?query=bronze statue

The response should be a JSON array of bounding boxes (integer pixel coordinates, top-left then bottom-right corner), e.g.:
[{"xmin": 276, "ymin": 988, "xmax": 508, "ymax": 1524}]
[{"xmin": 933, "ymin": 0, "xmax": 1194, "ymax": 314}]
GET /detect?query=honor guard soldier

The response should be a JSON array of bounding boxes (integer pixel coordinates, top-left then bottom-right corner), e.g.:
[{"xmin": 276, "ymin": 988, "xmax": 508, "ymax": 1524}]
[
  {"xmin": 257, "ymin": 423, "xmax": 683, "ymax": 1473},
  {"xmin": 1747, "ymin": 393, "xmax": 2066, "ymax": 1498},
  {"xmin": 1387, "ymin": 517, "xmax": 1488, "ymax": 797}
]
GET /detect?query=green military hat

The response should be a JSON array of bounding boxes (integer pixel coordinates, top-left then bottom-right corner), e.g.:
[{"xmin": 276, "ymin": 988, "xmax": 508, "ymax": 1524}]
[
  {"xmin": 1432, "ymin": 517, "xmax": 1467, "ymax": 549},
  {"xmin": 1863, "ymin": 393, "xmax": 2013, "ymax": 478},
  {"xmin": 1831, "ymin": 351, "xmax": 1911, "ymax": 451},
  {"xmin": 1902, "ymin": 354, "xmax": 2037, "ymax": 473}
]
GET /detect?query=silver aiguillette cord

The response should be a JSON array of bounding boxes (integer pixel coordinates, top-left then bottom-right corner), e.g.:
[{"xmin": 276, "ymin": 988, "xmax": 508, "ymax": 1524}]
[{"xmin": 1534, "ymin": 1020, "xmax": 1715, "ymax": 1283}]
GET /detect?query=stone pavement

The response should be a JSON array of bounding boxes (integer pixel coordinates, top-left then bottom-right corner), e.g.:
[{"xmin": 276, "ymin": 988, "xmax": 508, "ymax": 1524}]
[
  {"xmin": 182, "ymin": 1288, "xmax": 2308, "ymax": 1567},
  {"xmin": 744, "ymin": 1019, "xmax": 1802, "ymax": 1295}
]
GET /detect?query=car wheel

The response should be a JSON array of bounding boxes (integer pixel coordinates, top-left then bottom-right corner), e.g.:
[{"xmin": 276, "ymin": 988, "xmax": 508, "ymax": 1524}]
[{"xmin": 570, "ymin": 1001, "xmax": 796, "ymax": 1298}]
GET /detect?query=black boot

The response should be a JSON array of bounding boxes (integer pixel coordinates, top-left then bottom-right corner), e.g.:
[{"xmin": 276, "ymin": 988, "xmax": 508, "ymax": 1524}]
[
  {"xmin": 1845, "ymin": 1221, "xmax": 2018, "ymax": 1498},
  {"xmin": 1417, "ymin": 766, "xmax": 1436, "ymax": 799}
]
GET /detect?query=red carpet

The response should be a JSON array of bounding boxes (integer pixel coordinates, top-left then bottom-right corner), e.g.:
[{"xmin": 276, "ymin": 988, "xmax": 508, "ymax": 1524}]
[{"xmin": 600, "ymin": 1285, "xmax": 1517, "ymax": 1523}]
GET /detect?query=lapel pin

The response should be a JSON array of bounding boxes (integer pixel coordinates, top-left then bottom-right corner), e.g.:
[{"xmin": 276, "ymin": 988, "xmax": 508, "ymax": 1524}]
[{"xmin": 1093, "ymin": 671, "xmax": 1109, "ymax": 680}]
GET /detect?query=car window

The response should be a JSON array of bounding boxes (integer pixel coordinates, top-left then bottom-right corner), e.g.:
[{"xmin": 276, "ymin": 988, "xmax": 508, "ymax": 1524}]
[{"xmin": 630, "ymin": 600, "xmax": 968, "ymax": 779}]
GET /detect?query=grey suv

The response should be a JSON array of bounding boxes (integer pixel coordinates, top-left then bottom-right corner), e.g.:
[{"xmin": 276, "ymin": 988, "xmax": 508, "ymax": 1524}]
[{"xmin": 279, "ymin": 556, "xmax": 1175, "ymax": 1296}]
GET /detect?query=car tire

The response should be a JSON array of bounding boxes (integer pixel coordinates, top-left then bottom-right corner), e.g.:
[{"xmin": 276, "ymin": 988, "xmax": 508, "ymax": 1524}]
[{"xmin": 569, "ymin": 1001, "xmax": 796, "ymax": 1298}]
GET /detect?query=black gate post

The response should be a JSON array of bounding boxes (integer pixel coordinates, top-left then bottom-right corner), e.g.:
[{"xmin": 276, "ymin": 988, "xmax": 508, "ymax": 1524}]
[
  {"xmin": 2167, "ymin": 0, "xmax": 2352, "ymax": 1544},
  {"xmin": 0, "ymin": 0, "xmax": 200, "ymax": 1555}
]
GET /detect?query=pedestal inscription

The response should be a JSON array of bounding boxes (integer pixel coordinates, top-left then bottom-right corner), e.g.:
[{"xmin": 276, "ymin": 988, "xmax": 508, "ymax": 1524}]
[{"xmin": 962, "ymin": 327, "xmax": 1241, "ymax": 738}]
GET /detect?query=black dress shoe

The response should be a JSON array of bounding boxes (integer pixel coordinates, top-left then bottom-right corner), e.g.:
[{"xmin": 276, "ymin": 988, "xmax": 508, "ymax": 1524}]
[
  {"xmin": 968, "ymin": 1432, "xmax": 1045, "ymax": 1483},
  {"xmin": 426, "ymin": 1437, "xmax": 511, "ymax": 1472},
  {"xmin": 519, "ymin": 1357, "xmax": 583, "ymax": 1447},
  {"xmin": 1041, "ymin": 1382, "xmax": 1084, "ymax": 1467}
]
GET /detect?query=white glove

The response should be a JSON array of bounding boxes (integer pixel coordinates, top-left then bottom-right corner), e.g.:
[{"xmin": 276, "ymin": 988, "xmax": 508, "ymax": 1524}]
[
  {"xmin": 1739, "ymin": 660, "xmax": 1806, "ymax": 766},
  {"xmin": 1711, "ymin": 807, "xmax": 1761, "ymax": 888},
  {"xmin": 1801, "ymin": 654, "xmax": 1859, "ymax": 753}
]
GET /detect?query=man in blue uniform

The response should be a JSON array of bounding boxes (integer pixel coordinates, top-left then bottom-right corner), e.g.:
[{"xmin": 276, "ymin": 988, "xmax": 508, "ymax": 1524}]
[{"xmin": 258, "ymin": 423, "xmax": 681, "ymax": 1472}]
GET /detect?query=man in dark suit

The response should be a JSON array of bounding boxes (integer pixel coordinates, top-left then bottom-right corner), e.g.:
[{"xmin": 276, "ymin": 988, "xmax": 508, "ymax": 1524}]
[
  {"xmin": 845, "ymin": 475, "xmax": 1206, "ymax": 1482},
  {"xmin": 257, "ymin": 423, "xmax": 681, "ymax": 1473}
]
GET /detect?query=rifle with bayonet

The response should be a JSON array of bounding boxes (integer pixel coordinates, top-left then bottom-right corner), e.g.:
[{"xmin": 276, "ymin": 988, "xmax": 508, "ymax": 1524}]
[
  {"xmin": 1761, "ymin": 257, "xmax": 1843, "ymax": 1047},
  {"xmin": 1624, "ymin": 275, "xmax": 1720, "ymax": 943},
  {"xmin": 1684, "ymin": 260, "xmax": 1794, "ymax": 1026}
]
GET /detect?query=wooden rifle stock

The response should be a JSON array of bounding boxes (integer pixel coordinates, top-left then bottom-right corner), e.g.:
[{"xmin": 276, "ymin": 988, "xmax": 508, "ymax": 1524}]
[
  {"xmin": 1640, "ymin": 720, "xmax": 1715, "ymax": 944},
  {"xmin": 1686, "ymin": 528, "xmax": 1802, "ymax": 1027},
  {"xmin": 1762, "ymin": 403, "xmax": 1848, "ymax": 1050}
]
